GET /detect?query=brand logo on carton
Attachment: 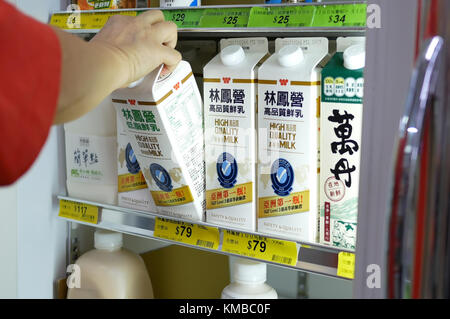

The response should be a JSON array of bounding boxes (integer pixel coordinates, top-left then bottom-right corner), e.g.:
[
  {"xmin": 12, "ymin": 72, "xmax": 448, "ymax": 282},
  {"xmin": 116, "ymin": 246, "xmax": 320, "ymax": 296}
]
[
  {"xmin": 150, "ymin": 163, "xmax": 173, "ymax": 192},
  {"xmin": 279, "ymin": 79, "xmax": 289, "ymax": 86},
  {"xmin": 173, "ymin": 82, "xmax": 180, "ymax": 90},
  {"xmin": 128, "ymin": 99, "xmax": 136, "ymax": 105},
  {"xmin": 270, "ymin": 158, "xmax": 294, "ymax": 196},
  {"xmin": 125, "ymin": 143, "xmax": 140, "ymax": 174},
  {"xmin": 222, "ymin": 77, "xmax": 231, "ymax": 84},
  {"xmin": 217, "ymin": 152, "xmax": 238, "ymax": 189}
]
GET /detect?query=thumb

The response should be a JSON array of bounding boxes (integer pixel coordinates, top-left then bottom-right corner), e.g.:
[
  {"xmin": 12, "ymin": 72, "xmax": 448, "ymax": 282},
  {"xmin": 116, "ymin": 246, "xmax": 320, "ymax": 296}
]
[{"xmin": 160, "ymin": 45, "xmax": 182, "ymax": 72}]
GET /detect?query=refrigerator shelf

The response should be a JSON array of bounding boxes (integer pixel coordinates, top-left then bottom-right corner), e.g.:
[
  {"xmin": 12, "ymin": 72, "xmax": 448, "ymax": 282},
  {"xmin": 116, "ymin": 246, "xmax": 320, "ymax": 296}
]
[
  {"xmin": 57, "ymin": 195, "xmax": 355, "ymax": 280},
  {"xmin": 63, "ymin": 27, "xmax": 365, "ymax": 39},
  {"xmin": 49, "ymin": 2, "xmax": 367, "ymax": 38}
]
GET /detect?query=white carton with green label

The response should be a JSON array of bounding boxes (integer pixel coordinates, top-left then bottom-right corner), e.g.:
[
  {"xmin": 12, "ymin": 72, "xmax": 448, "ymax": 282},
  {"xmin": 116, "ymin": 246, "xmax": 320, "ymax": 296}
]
[{"xmin": 319, "ymin": 37, "xmax": 365, "ymax": 250}]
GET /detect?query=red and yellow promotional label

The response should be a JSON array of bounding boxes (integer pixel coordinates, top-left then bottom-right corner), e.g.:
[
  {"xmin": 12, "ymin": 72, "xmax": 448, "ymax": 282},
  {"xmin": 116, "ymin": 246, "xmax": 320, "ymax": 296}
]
[
  {"xmin": 151, "ymin": 185, "xmax": 194, "ymax": 206},
  {"xmin": 118, "ymin": 172, "xmax": 147, "ymax": 193},
  {"xmin": 258, "ymin": 190, "xmax": 310, "ymax": 218},
  {"xmin": 206, "ymin": 182, "xmax": 253, "ymax": 209}
]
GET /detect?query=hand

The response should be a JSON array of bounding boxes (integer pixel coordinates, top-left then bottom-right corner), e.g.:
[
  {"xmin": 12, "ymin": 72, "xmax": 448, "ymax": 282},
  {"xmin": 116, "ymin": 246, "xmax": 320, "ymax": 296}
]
[{"xmin": 90, "ymin": 10, "xmax": 181, "ymax": 87}]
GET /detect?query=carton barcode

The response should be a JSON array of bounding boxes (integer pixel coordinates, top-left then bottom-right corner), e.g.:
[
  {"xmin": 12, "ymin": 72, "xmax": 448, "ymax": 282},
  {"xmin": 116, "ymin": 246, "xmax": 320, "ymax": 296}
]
[
  {"xmin": 196, "ymin": 239, "xmax": 215, "ymax": 249},
  {"xmin": 271, "ymin": 255, "xmax": 293, "ymax": 265}
]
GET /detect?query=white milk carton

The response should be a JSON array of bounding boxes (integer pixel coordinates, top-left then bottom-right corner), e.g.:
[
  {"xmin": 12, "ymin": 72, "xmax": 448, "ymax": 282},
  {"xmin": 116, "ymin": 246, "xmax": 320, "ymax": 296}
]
[
  {"xmin": 319, "ymin": 38, "xmax": 365, "ymax": 250},
  {"xmin": 117, "ymin": 113, "xmax": 158, "ymax": 212},
  {"xmin": 64, "ymin": 96, "xmax": 118, "ymax": 205},
  {"xmin": 203, "ymin": 38, "xmax": 268, "ymax": 231},
  {"xmin": 257, "ymin": 37, "xmax": 328, "ymax": 242},
  {"xmin": 112, "ymin": 61, "xmax": 205, "ymax": 222}
]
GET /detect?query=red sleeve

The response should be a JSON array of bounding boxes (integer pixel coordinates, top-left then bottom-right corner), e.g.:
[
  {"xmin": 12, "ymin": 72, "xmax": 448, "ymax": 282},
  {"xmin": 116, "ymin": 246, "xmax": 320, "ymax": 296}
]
[{"xmin": 0, "ymin": 1, "xmax": 61, "ymax": 185}]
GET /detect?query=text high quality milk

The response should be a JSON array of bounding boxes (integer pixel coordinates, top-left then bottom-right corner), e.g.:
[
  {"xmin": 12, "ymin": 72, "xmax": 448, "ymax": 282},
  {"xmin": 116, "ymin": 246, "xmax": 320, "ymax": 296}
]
[
  {"xmin": 319, "ymin": 38, "xmax": 365, "ymax": 250},
  {"xmin": 203, "ymin": 38, "xmax": 268, "ymax": 231},
  {"xmin": 117, "ymin": 113, "xmax": 158, "ymax": 212},
  {"xmin": 257, "ymin": 37, "xmax": 328, "ymax": 242},
  {"xmin": 112, "ymin": 61, "xmax": 205, "ymax": 222}
]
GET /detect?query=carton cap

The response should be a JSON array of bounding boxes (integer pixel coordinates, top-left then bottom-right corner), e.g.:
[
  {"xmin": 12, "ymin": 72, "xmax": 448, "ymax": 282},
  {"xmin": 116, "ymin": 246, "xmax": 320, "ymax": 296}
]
[
  {"xmin": 220, "ymin": 45, "xmax": 245, "ymax": 66},
  {"xmin": 343, "ymin": 44, "xmax": 365, "ymax": 70},
  {"xmin": 278, "ymin": 45, "xmax": 304, "ymax": 67},
  {"xmin": 233, "ymin": 258, "xmax": 267, "ymax": 284},
  {"xmin": 95, "ymin": 229, "xmax": 123, "ymax": 251}
]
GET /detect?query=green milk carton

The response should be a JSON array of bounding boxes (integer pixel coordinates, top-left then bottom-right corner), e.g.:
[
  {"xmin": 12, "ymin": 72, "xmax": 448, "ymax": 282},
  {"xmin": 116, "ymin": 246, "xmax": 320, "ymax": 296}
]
[{"xmin": 319, "ymin": 38, "xmax": 365, "ymax": 250}]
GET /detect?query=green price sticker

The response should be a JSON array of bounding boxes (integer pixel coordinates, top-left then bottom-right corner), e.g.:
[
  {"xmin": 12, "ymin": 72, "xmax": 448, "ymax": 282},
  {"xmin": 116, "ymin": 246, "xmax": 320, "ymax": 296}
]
[
  {"xmin": 313, "ymin": 4, "xmax": 367, "ymax": 27},
  {"xmin": 199, "ymin": 8, "xmax": 251, "ymax": 28},
  {"xmin": 163, "ymin": 9, "xmax": 204, "ymax": 28},
  {"xmin": 247, "ymin": 6, "xmax": 312, "ymax": 28}
]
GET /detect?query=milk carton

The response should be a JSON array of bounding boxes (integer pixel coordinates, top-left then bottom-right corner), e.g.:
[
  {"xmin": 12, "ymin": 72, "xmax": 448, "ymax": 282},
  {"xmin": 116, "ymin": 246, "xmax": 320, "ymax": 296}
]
[
  {"xmin": 117, "ymin": 113, "xmax": 158, "ymax": 212},
  {"xmin": 64, "ymin": 96, "xmax": 118, "ymax": 205},
  {"xmin": 112, "ymin": 61, "xmax": 205, "ymax": 222},
  {"xmin": 257, "ymin": 37, "xmax": 328, "ymax": 242},
  {"xmin": 203, "ymin": 38, "xmax": 268, "ymax": 231},
  {"xmin": 319, "ymin": 38, "xmax": 365, "ymax": 250}
]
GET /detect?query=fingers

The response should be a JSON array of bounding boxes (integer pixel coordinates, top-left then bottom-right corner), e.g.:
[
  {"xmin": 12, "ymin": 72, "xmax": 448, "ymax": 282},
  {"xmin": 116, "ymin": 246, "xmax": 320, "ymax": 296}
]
[
  {"xmin": 136, "ymin": 9, "xmax": 165, "ymax": 26},
  {"xmin": 152, "ymin": 21, "xmax": 178, "ymax": 49},
  {"xmin": 159, "ymin": 45, "xmax": 182, "ymax": 71}
]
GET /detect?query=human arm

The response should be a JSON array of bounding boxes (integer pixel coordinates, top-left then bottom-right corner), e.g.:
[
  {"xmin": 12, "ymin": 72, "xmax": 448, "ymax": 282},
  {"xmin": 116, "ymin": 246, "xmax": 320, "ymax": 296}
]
[
  {"xmin": 53, "ymin": 10, "xmax": 181, "ymax": 124},
  {"xmin": 0, "ymin": 1, "xmax": 180, "ymax": 185}
]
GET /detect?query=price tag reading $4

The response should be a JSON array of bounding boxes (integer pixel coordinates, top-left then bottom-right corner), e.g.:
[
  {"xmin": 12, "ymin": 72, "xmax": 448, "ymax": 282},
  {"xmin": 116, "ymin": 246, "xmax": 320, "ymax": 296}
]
[
  {"xmin": 153, "ymin": 217, "xmax": 220, "ymax": 250},
  {"xmin": 222, "ymin": 231, "xmax": 299, "ymax": 266}
]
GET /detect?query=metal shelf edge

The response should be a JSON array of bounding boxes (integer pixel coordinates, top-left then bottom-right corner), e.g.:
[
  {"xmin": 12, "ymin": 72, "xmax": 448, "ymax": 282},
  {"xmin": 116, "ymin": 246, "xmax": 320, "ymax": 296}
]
[
  {"xmin": 62, "ymin": 27, "xmax": 366, "ymax": 36},
  {"xmin": 57, "ymin": 195, "xmax": 354, "ymax": 280}
]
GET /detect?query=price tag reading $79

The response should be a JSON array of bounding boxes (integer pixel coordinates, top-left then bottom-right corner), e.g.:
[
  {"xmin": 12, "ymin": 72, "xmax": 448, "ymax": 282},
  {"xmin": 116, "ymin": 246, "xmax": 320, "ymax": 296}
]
[
  {"xmin": 222, "ymin": 230, "xmax": 299, "ymax": 266},
  {"xmin": 153, "ymin": 217, "xmax": 220, "ymax": 250}
]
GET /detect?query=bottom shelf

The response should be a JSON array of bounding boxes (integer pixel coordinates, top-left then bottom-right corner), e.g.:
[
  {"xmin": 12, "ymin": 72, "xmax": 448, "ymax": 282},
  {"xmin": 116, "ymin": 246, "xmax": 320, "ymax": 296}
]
[{"xmin": 57, "ymin": 195, "xmax": 355, "ymax": 280}]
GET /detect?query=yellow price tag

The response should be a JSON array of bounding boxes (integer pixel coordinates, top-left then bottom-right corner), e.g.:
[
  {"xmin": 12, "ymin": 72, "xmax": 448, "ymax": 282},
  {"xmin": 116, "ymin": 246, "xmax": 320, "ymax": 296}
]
[
  {"xmin": 49, "ymin": 13, "xmax": 69, "ymax": 29},
  {"xmin": 153, "ymin": 218, "xmax": 220, "ymax": 250},
  {"xmin": 58, "ymin": 199, "xmax": 99, "ymax": 224},
  {"xmin": 49, "ymin": 11, "xmax": 137, "ymax": 30},
  {"xmin": 337, "ymin": 252, "xmax": 355, "ymax": 279},
  {"xmin": 222, "ymin": 230, "xmax": 299, "ymax": 266}
]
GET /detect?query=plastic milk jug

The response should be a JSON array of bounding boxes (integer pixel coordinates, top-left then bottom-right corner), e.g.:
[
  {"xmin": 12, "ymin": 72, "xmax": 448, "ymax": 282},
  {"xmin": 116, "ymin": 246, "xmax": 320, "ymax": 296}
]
[
  {"xmin": 221, "ymin": 257, "xmax": 278, "ymax": 299},
  {"xmin": 67, "ymin": 229, "xmax": 154, "ymax": 299}
]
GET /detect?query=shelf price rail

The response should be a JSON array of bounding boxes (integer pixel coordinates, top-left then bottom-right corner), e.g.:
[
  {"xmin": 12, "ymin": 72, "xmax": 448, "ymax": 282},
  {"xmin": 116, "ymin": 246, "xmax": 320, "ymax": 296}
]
[
  {"xmin": 58, "ymin": 195, "xmax": 355, "ymax": 280},
  {"xmin": 49, "ymin": 2, "xmax": 367, "ymax": 37}
]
